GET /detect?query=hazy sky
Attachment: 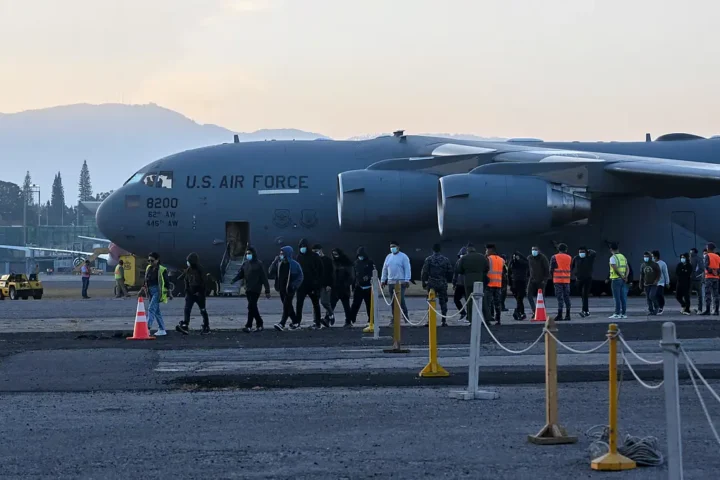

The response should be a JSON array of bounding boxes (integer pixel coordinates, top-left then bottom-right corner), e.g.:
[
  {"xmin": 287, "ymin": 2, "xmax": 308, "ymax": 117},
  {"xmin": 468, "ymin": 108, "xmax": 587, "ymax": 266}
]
[{"xmin": 1, "ymin": 0, "xmax": 719, "ymax": 140}]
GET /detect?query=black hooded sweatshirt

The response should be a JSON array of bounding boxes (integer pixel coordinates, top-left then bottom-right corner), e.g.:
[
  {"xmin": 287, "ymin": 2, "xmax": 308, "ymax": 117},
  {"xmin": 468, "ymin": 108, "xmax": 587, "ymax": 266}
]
[
  {"xmin": 296, "ymin": 238, "xmax": 323, "ymax": 292},
  {"xmin": 231, "ymin": 246, "xmax": 271, "ymax": 294},
  {"xmin": 353, "ymin": 247, "xmax": 375, "ymax": 289},
  {"xmin": 184, "ymin": 253, "xmax": 205, "ymax": 296},
  {"xmin": 331, "ymin": 249, "xmax": 355, "ymax": 295},
  {"xmin": 317, "ymin": 252, "xmax": 334, "ymax": 288}
]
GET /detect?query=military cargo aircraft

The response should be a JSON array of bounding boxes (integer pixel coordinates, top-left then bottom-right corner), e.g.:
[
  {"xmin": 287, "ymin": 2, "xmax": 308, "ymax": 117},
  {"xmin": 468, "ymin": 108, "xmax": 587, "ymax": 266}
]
[{"xmin": 95, "ymin": 132, "xmax": 720, "ymax": 295}]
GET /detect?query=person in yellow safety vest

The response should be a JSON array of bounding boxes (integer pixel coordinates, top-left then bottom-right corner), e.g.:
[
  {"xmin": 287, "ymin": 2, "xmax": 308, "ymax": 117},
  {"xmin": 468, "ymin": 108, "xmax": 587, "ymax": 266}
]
[
  {"xmin": 700, "ymin": 242, "xmax": 720, "ymax": 316},
  {"xmin": 608, "ymin": 242, "xmax": 629, "ymax": 319},
  {"xmin": 114, "ymin": 259, "xmax": 128, "ymax": 298},
  {"xmin": 550, "ymin": 242, "xmax": 572, "ymax": 321},
  {"xmin": 144, "ymin": 252, "xmax": 171, "ymax": 336},
  {"xmin": 485, "ymin": 244, "xmax": 505, "ymax": 325}
]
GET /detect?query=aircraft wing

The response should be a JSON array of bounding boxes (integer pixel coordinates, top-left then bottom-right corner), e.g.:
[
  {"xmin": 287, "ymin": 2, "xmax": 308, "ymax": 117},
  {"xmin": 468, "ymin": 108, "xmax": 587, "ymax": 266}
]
[
  {"xmin": 78, "ymin": 236, "xmax": 111, "ymax": 243},
  {"xmin": 0, "ymin": 245, "xmax": 110, "ymax": 262}
]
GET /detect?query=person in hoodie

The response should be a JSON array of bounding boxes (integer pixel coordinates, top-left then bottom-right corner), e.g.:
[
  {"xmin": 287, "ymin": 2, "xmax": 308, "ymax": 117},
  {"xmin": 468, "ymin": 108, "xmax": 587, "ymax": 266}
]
[
  {"xmin": 676, "ymin": 252, "xmax": 693, "ymax": 315},
  {"xmin": 349, "ymin": 246, "xmax": 375, "ymax": 324},
  {"xmin": 176, "ymin": 252, "xmax": 211, "ymax": 335},
  {"xmin": 689, "ymin": 247, "xmax": 704, "ymax": 313},
  {"xmin": 527, "ymin": 246, "xmax": 550, "ymax": 316},
  {"xmin": 269, "ymin": 246, "xmax": 304, "ymax": 331},
  {"xmin": 452, "ymin": 247, "xmax": 468, "ymax": 320},
  {"xmin": 571, "ymin": 246, "xmax": 597, "ymax": 318},
  {"xmin": 652, "ymin": 250, "xmax": 670, "ymax": 315},
  {"xmin": 639, "ymin": 252, "xmax": 662, "ymax": 315},
  {"xmin": 509, "ymin": 251, "xmax": 529, "ymax": 320},
  {"xmin": 231, "ymin": 246, "xmax": 271, "ymax": 332},
  {"xmin": 295, "ymin": 238, "xmax": 325, "ymax": 328},
  {"xmin": 330, "ymin": 248, "xmax": 355, "ymax": 327},
  {"xmin": 312, "ymin": 244, "xmax": 336, "ymax": 325},
  {"xmin": 421, "ymin": 243, "xmax": 454, "ymax": 326}
]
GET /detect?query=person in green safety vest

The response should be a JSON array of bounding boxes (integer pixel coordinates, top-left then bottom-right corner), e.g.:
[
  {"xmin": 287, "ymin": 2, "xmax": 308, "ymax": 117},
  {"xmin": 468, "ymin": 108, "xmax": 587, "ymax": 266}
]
[
  {"xmin": 144, "ymin": 252, "xmax": 171, "ymax": 336},
  {"xmin": 608, "ymin": 243, "xmax": 629, "ymax": 319},
  {"xmin": 114, "ymin": 259, "xmax": 128, "ymax": 298}
]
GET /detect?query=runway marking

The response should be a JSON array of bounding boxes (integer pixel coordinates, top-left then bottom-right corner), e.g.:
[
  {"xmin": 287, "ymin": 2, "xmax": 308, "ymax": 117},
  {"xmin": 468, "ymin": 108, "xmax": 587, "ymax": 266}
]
[{"xmin": 258, "ymin": 189, "xmax": 300, "ymax": 195}]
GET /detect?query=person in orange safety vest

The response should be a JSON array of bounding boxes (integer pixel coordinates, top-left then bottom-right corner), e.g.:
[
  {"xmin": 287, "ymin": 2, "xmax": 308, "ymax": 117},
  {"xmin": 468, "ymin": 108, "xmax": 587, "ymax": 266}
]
[
  {"xmin": 550, "ymin": 242, "xmax": 572, "ymax": 322},
  {"xmin": 485, "ymin": 244, "xmax": 505, "ymax": 325},
  {"xmin": 701, "ymin": 242, "xmax": 720, "ymax": 315}
]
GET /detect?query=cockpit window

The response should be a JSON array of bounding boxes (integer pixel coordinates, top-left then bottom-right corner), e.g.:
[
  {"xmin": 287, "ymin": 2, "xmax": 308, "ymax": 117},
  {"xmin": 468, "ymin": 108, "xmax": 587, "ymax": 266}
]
[
  {"xmin": 156, "ymin": 171, "xmax": 173, "ymax": 189},
  {"xmin": 143, "ymin": 172, "xmax": 158, "ymax": 187},
  {"xmin": 124, "ymin": 172, "xmax": 145, "ymax": 186}
]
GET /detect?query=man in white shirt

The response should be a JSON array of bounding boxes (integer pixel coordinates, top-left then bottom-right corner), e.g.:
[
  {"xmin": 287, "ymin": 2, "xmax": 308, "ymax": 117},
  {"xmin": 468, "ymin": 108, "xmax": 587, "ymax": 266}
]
[
  {"xmin": 381, "ymin": 240, "xmax": 411, "ymax": 321},
  {"xmin": 652, "ymin": 250, "xmax": 670, "ymax": 315}
]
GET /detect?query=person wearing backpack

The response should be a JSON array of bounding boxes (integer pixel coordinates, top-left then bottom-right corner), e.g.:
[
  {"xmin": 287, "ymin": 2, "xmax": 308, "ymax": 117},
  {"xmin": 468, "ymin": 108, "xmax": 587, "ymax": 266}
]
[{"xmin": 176, "ymin": 252, "xmax": 211, "ymax": 335}]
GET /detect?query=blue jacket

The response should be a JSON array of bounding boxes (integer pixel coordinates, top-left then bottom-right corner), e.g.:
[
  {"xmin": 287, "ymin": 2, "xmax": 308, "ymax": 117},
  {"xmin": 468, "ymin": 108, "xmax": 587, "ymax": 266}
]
[{"xmin": 269, "ymin": 246, "xmax": 304, "ymax": 292}]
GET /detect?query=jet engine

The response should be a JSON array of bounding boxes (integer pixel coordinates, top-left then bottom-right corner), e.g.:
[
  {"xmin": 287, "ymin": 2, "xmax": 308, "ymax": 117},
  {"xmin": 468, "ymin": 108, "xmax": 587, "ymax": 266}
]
[
  {"xmin": 437, "ymin": 174, "xmax": 591, "ymax": 237},
  {"xmin": 337, "ymin": 170, "xmax": 439, "ymax": 232}
]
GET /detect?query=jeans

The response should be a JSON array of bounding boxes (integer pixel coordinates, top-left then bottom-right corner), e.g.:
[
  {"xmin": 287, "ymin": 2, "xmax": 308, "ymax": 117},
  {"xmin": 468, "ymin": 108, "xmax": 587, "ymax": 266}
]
[
  {"xmin": 183, "ymin": 292, "xmax": 209, "ymax": 328},
  {"xmin": 245, "ymin": 291, "xmax": 263, "ymax": 328},
  {"xmin": 611, "ymin": 278, "xmax": 627, "ymax": 315},
  {"xmin": 387, "ymin": 284, "xmax": 408, "ymax": 319},
  {"xmin": 645, "ymin": 285, "xmax": 659, "ymax": 314},
  {"xmin": 147, "ymin": 285, "xmax": 166, "ymax": 330},
  {"xmin": 319, "ymin": 287, "xmax": 334, "ymax": 319},
  {"xmin": 81, "ymin": 277, "xmax": 89, "ymax": 298},
  {"xmin": 676, "ymin": 283, "xmax": 691, "ymax": 312},
  {"xmin": 656, "ymin": 285, "xmax": 666, "ymax": 310},
  {"xmin": 692, "ymin": 280, "xmax": 704, "ymax": 310}
]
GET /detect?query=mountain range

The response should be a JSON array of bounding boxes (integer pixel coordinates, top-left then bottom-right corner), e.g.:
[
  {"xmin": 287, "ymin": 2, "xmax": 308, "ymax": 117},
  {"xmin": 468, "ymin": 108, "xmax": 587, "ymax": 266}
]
[{"xmin": 0, "ymin": 103, "xmax": 504, "ymax": 204}]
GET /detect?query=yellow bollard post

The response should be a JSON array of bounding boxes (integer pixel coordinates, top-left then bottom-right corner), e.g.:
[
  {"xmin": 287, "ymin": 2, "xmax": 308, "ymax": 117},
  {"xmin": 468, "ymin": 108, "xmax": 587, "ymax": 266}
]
[
  {"xmin": 420, "ymin": 289, "xmax": 449, "ymax": 377},
  {"xmin": 591, "ymin": 323, "xmax": 636, "ymax": 471},
  {"xmin": 384, "ymin": 283, "xmax": 409, "ymax": 353},
  {"xmin": 363, "ymin": 282, "xmax": 375, "ymax": 334},
  {"xmin": 528, "ymin": 310, "xmax": 577, "ymax": 445}
]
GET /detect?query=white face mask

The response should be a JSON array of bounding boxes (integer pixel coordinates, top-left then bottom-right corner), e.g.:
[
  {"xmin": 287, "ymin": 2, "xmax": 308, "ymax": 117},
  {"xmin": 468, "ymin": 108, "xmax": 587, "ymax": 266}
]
[
  {"xmin": 186, "ymin": 261, "xmax": 190, "ymax": 267},
  {"xmin": 246, "ymin": 254, "xmax": 253, "ymax": 261},
  {"xmin": 390, "ymin": 247, "xmax": 398, "ymax": 254},
  {"xmin": 579, "ymin": 252, "xmax": 586, "ymax": 258},
  {"xmin": 531, "ymin": 250, "xmax": 538, "ymax": 257},
  {"xmin": 300, "ymin": 247, "xmax": 307, "ymax": 254},
  {"xmin": 358, "ymin": 256, "xmax": 364, "ymax": 261}
]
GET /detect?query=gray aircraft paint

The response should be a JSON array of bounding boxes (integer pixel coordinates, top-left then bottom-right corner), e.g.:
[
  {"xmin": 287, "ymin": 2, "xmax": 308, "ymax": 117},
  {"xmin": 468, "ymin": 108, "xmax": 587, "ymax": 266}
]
[{"xmin": 96, "ymin": 134, "xmax": 720, "ymax": 285}]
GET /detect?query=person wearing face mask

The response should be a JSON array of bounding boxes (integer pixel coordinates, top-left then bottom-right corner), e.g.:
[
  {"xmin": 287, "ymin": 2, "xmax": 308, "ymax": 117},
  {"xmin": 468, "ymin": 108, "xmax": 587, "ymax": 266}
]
[
  {"xmin": 270, "ymin": 246, "xmax": 304, "ymax": 331},
  {"xmin": 421, "ymin": 244, "xmax": 454, "ymax": 326},
  {"xmin": 312, "ymin": 244, "xmax": 335, "ymax": 326},
  {"xmin": 527, "ymin": 246, "xmax": 550, "ymax": 317},
  {"xmin": 330, "ymin": 248, "xmax": 355, "ymax": 327},
  {"xmin": 676, "ymin": 253, "xmax": 693, "ymax": 315},
  {"xmin": 608, "ymin": 243, "xmax": 629, "ymax": 319},
  {"xmin": 689, "ymin": 248, "xmax": 704, "ymax": 314},
  {"xmin": 381, "ymin": 240, "xmax": 411, "ymax": 322},
  {"xmin": 639, "ymin": 252, "xmax": 661, "ymax": 315},
  {"xmin": 176, "ymin": 252, "xmax": 211, "ymax": 335},
  {"xmin": 456, "ymin": 242, "xmax": 490, "ymax": 324},
  {"xmin": 295, "ymin": 238, "xmax": 325, "ymax": 329},
  {"xmin": 509, "ymin": 251, "xmax": 529, "ymax": 320},
  {"xmin": 550, "ymin": 243, "xmax": 572, "ymax": 321},
  {"xmin": 700, "ymin": 243, "xmax": 720, "ymax": 316},
  {"xmin": 231, "ymin": 246, "xmax": 271, "ymax": 332},
  {"xmin": 452, "ymin": 247, "xmax": 468, "ymax": 320},
  {"xmin": 651, "ymin": 250, "xmax": 669, "ymax": 315},
  {"xmin": 349, "ymin": 246, "xmax": 376, "ymax": 325},
  {"xmin": 143, "ymin": 252, "xmax": 171, "ymax": 336},
  {"xmin": 571, "ymin": 246, "xmax": 597, "ymax": 318}
]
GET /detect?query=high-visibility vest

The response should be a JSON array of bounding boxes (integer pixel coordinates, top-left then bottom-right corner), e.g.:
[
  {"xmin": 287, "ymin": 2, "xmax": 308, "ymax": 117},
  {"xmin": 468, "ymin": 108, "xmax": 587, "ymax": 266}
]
[
  {"xmin": 553, "ymin": 253, "xmax": 572, "ymax": 284},
  {"xmin": 609, "ymin": 254, "xmax": 628, "ymax": 280},
  {"xmin": 145, "ymin": 265, "xmax": 169, "ymax": 303},
  {"xmin": 706, "ymin": 253, "xmax": 720, "ymax": 279},
  {"xmin": 114, "ymin": 264, "xmax": 124, "ymax": 280},
  {"xmin": 488, "ymin": 255, "xmax": 504, "ymax": 288}
]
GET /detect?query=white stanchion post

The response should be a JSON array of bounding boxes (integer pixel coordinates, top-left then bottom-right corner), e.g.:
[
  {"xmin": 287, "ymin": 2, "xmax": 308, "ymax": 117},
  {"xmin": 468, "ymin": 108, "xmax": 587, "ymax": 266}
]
[
  {"xmin": 661, "ymin": 322, "xmax": 684, "ymax": 480},
  {"xmin": 450, "ymin": 282, "xmax": 498, "ymax": 400}
]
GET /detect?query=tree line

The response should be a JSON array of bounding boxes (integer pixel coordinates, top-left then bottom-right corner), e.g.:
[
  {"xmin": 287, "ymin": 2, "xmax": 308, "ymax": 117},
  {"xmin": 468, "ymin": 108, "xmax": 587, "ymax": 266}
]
[{"xmin": 0, "ymin": 160, "xmax": 113, "ymax": 226}]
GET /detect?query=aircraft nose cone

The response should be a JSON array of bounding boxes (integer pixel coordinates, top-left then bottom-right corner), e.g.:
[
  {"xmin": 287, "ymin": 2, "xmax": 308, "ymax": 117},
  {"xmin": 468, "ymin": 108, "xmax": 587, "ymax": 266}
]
[{"xmin": 95, "ymin": 194, "xmax": 117, "ymax": 241}]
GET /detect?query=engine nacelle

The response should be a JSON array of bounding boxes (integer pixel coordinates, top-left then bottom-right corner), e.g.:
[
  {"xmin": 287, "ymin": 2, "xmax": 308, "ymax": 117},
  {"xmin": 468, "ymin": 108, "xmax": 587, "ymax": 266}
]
[
  {"xmin": 438, "ymin": 174, "xmax": 591, "ymax": 237},
  {"xmin": 337, "ymin": 170, "xmax": 438, "ymax": 232}
]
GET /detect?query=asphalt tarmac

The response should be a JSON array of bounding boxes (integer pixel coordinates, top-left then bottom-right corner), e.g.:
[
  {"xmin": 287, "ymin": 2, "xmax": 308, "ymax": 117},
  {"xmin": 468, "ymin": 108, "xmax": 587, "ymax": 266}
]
[{"xmin": 1, "ymin": 384, "xmax": 718, "ymax": 479}]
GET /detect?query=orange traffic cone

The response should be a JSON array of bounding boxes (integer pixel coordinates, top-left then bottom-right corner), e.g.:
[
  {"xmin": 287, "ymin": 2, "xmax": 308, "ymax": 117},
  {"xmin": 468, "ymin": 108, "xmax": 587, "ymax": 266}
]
[
  {"xmin": 127, "ymin": 296, "xmax": 155, "ymax": 340},
  {"xmin": 532, "ymin": 289, "xmax": 547, "ymax": 322}
]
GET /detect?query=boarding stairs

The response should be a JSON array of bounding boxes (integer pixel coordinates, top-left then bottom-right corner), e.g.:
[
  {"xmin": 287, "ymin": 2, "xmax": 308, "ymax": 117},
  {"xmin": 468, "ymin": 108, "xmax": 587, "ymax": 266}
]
[{"xmin": 218, "ymin": 258, "xmax": 244, "ymax": 296}]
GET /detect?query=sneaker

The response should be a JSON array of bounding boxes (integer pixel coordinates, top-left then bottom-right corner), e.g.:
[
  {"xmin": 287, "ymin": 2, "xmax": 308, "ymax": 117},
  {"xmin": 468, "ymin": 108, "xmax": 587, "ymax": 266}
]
[
  {"xmin": 441, "ymin": 321, "xmax": 448, "ymax": 327},
  {"xmin": 343, "ymin": 322, "xmax": 353, "ymax": 328},
  {"xmin": 319, "ymin": 317, "xmax": 330, "ymax": 328},
  {"xmin": 274, "ymin": 323, "xmax": 285, "ymax": 332},
  {"xmin": 609, "ymin": 314, "xmax": 620, "ymax": 319},
  {"xmin": 242, "ymin": 327, "xmax": 252, "ymax": 333},
  {"xmin": 682, "ymin": 311, "xmax": 691, "ymax": 316},
  {"xmin": 620, "ymin": 314, "xmax": 628, "ymax": 319},
  {"xmin": 154, "ymin": 329, "xmax": 167, "ymax": 336},
  {"xmin": 328, "ymin": 315, "xmax": 335, "ymax": 326},
  {"xmin": 175, "ymin": 324, "xmax": 189, "ymax": 335},
  {"xmin": 657, "ymin": 308, "xmax": 664, "ymax": 315},
  {"xmin": 200, "ymin": 327, "xmax": 210, "ymax": 335},
  {"xmin": 309, "ymin": 324, "xmax": 323, "ymax": 330},
  {"xmin": 289, "ymin": 322, "xmax": 301, "ymax": 330},
  {"xmin": 520, "ymin": 314, "xmax": 527, "ymax": 321},
  {"xmin": 256, "ymin": 326, "xmax": 264, "ymax": 332}
]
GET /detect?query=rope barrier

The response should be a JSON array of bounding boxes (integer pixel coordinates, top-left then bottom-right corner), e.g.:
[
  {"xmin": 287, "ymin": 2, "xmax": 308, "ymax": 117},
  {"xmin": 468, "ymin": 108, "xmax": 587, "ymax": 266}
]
[
  {"xmin": 618, "ymin": 335, "xmax": 664, "ymax": 365},
  {"xmin": 544, "ymin": 328, "xmax": 612, "ymax": 354},
  {"xmin": 681, "ymin": 347, "xmax": 720, "ymax": 405},
  {"xmin": 427, "ymin": 297, "xmax": 470, "ymax": 319},
  {"xmin": 620, "ymin": 350, "xmax": 665, "ymax": 390},
  {"xmin": 587, "ymin": 425, "xmax": 665, "ymax": 467},
  {"xmin": 480, "ymin": 320, "xmax": 545, "ymax": 354},
  {"xmin": 682, "ymin": 350, "xmax": 720, "ymax": 448}
]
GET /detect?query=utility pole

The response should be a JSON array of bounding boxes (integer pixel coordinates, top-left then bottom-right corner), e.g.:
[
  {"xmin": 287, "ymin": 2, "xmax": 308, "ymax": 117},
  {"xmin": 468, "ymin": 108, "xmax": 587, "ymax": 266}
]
[{"xmin": 23, "ymin": 193, "xmax": 27, "ymax": 245}]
